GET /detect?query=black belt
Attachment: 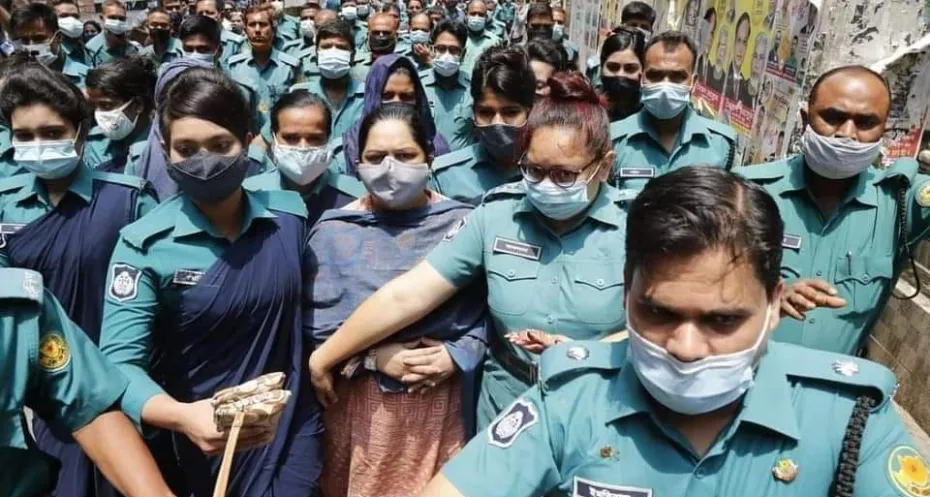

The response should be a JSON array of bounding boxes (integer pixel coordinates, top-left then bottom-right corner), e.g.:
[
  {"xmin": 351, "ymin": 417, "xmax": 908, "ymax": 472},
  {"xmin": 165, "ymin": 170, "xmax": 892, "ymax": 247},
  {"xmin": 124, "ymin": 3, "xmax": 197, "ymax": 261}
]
[{"xmin": 488, "ymin": 329, "xmax": 537, "ymax": 385}]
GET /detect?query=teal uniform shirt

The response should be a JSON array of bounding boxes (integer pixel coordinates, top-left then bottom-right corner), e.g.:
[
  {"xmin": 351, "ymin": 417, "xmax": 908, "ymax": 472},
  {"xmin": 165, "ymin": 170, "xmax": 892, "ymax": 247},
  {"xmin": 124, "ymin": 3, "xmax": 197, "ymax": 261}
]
[
  {"xmin": 352, "ymin": 21, "xmax": 369, "ymax": 54},
  {"xmin": 420, "ymin": 69, "xmax": 472, "ymax": 152},
  {"xmin": 85, "ymin": 33, "xmax": 140, "ymax": 66},
  {"xmin": 441, "ymin": 340, "xmax": 923, "ymax": 497},
  {"xmin": 288, "ymin": 78, "xmax": 366, "ymax": 140},
  {"xmin": 462, "ymin": 30, "xmax": 500, "ymax": 74},
  {"xmin": 560, "ymin": 38, "xmax": 579, "ymax": 67},
  {"xmin": 0, "ymin": 167, "xmax": 156, "ymax": 265},
  {"xmin": 487, "ymin": 17, "xmax": 507, "ymax": 38},
  {"xmin": 350, "ymin": 50, "xmax": 413, "ymax": 83},
  {"xmin": 61, "ymin": 56, "xmax": 91, "ymax": 89},
  {"xmin": 0, "ymin": 128, "xmax": 17, "ymax": 180},
  {"xmin": 278, "ymin": 15, "xmax": 301, "ymax": 43},
  {"xmin": 98, "ymin": 189, "xmax": 306, "ymax": 423},
  {"xmin": 227, "ymin": 49, "xmax": 300, "ymax": 133},
  {"xmin": 740, "ymin": 156, "xmax": 930, "ymax": 355},
  {"xmin": 282, "ymin": 38, "xmax": 313, "ymax": 57},
  {"xmin": 298, "ymin": 46, "xmax": 319, "ymax": 79},
  {"xmin": 610, "ymin": 106, "xmax": 737, "ymax": 190},
  {"xmin": 82, "ymin": 122, "xmax": 152, "ymax": 172},
  {"xmin": 430, "ymin": 143, "xmax": 521, "ymax": 206},
  {"xmin": 140, "ymin": 37, "xmax": 184, "ymax": 67},
  {"xmin": 426, "ymin": 182, "xmax": 631, "ymax": 428},
  {"xmin": 60, "ymin": 38, "xmax": 92, "ymax": 67},
  {"xmin": 219, "ymin": 29, "xmax": 245, "ymax": 66},
  {"xmin": 0, "ymin": 268, "xmax": 129, "ymax": 452}
]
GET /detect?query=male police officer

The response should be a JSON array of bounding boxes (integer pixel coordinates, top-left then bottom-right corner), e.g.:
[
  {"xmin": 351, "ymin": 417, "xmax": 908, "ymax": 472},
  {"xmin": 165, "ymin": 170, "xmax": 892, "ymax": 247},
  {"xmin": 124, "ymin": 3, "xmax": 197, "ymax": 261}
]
[
  {"xmin": 418, "ymin": 167, "xmax": 924, "ymax": 497},
  {"xmin": 610, "ymin": 31, "xmax": 735, "ymax": 190},
  {"xmin": 0, "ymin": 268, "xmax": 175, "ymax": 497},
  {"xmin": 742, "ymin": 65, "xmax": 930, "ymax": 356}
]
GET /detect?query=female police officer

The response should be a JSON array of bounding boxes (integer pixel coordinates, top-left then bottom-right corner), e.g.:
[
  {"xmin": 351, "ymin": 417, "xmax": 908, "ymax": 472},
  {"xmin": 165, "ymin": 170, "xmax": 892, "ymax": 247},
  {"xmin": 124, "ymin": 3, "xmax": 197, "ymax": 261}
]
[
  {"xmin": 310, "ymin": 72, "xmax": 630, "ymax": 430},
  {"xmin": 418, "ymin": 167, "xmax": 924, "ymax": 497}
]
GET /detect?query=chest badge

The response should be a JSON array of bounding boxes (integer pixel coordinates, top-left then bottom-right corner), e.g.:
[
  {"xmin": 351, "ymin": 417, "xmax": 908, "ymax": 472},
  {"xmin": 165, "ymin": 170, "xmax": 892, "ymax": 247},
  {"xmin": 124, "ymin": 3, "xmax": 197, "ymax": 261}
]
[
  {"xmin": 832, "ymin": 360, "xmax": 860, "ymax": 377},
  {"xmin": 572, "ymin": 477, "xmax": 652, "ymax": 497},
  {"xmin": 173, "ymin": 269, "xmax": 205, "ymax": 286},
  {"xmin": 772, "ymin": 458, "xmax": 799, "ymax": 483},
  {"xmin": 782, "ymin": 234, "xmax": 802, "ymax": 250},
  {"xmin": 492, "ymin": 237, "xmax": 542, "ymax": 261},
  {"xmin": 599, "ymin": 444, "xmax": 619, "ymax": 461}
]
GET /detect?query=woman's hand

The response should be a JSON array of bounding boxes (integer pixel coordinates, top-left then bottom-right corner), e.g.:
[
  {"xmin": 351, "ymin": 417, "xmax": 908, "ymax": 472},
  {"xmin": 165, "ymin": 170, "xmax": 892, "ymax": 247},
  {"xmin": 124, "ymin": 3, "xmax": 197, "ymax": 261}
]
[
  {"xmin": 176, "ymin": 400, "xmax": 274, "ymax": 456},
  {"xmin": 401, "ymin": 338, "xmax": 456, "ymax": 393},
  {"xmin": 374, "ymin": 340, "xmax": 423, "ymax": 381},
  {"xmin": 507, "ymin": 330, "xmax": 570, "ymax": 354},
  {"xmin": 308, "ymin": 352, "xmax": 338, "ymax": 408}
]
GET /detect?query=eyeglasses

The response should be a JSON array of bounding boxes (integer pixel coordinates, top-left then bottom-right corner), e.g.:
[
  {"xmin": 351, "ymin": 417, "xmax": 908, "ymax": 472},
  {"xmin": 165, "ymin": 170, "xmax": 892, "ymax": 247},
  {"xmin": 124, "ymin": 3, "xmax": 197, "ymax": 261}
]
[
  {"xmin": 519, "ymin": 156, "xmax": 602, "ymax": 188},
  {"xmin": 433, "ymin": 44, "xmax": 463, "ymax": 57}
]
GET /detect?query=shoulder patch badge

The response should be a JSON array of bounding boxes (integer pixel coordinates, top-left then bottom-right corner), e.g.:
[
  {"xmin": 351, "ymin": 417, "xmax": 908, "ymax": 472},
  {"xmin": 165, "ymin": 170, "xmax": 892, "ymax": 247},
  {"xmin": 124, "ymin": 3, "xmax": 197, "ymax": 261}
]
[
  {"xmin": 443, "ymin": 217, "xmax": 467, "ymax": 242},
  {"xmin": 39, "ymin": 333, "xmax": 71, "ymax": 372},
  {"xmin": 108, "ymin": 263, "xmax": 141, "ymax": 302},
  {"xmin": 917, "ymin": 184, "xmax": 930, "ymax": 208},
  {"xmin": 23, "ymin": 271, "xmax": 42, "ymax": 301},
  {"xmin": 572, "ymin": 477, "xmax": 652, "ymax": 497},
  {"xmin": 487, "ymin": 398, "xmax": 538, "ymax": 448},
  {"xmin": 888, "ymin": 445, "xmax": 930, "ymax": 497}
]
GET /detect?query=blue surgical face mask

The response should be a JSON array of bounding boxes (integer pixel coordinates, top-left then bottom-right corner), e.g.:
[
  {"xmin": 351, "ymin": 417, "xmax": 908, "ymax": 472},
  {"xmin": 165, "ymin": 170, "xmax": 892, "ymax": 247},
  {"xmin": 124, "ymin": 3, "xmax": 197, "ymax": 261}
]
[
  {"xmin": 14, "ymin": 135, "xmax": 83, "ymax": 179},
  {"xmin": 467, "ymin": 15, "xmax": 486, "ymax": 32},
  {"xmin": 627, "ymin": 302, "xmax": 772, "ymax": 415},
  {"xmin": 641, "ymin": 81, "xmax": 692, "ymax": 119},
  {"xmin": 318, "ymin": 48, "xmax": 352, "ymax": 79},
  {"xmin": 433, "ymin": 52, "xmax": 460, "ymax": 77},
  {"xmin": 552, "ymin": 23, "xmax": 564, "ymax": 41},
  {"xmin": 409, "ymin": 29, "xmax": 430, "ymax": 44},
  {"xmin": 182, "ymin": 50, "xmax": 215, "ymax": 64},
  {"xmin": 523, "ymin": 164, "xmax": 600, "ymax": 221}
]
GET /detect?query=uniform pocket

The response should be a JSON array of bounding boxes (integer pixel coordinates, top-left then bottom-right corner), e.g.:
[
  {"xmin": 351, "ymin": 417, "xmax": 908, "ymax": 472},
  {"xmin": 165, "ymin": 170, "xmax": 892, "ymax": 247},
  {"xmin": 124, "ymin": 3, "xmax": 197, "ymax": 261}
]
[
  {"xmin": 571, "ymin": 263, "xmax": 625, "ymax": 325},
  {"xmin": 834, "ymin": 255, "xmax": 893, "ymax": 285},
  {"xmin": 487, "ymin": 255, "xmax": 540, "ymax": 316},
  {"xmin": 781, "ymin": 249, "xmax": 804, "ymax": 280}
]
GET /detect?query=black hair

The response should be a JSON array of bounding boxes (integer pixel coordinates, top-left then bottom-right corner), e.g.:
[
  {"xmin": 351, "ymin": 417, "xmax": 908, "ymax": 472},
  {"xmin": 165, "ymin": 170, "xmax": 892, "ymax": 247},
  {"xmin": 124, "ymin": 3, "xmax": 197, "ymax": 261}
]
[
  {"xmin": 84, "ymin": 20, "xmax": 101, "ymax": 31},
  {"xmin": 466, "ymin": 0, "xmax": 486, "ymax": 11},
  {"xmin": 526, "ymin": 2, "xmax": 552, "ymax": 21},
  {"xmin": 430, "ymin": 18, "xmax": 465, "ymax": 46},
  {"xmin": 626, "ymin": 167, "xmax": 783, "ymax": 299},
  {"xmin": 645, "ymin": 30, "xmax": 698, "ymax": 70},
  {"xmin": 50, "ymin": 0, "xmax": 77, "ymax": 6},
  {"xmin": 316, "ymin": 19, "xmax": 355, "ymax": 51},
  {"xmin": 159, "ymin": 67, "xmax": 250, "ymax": 144},
  {"xmin": 426, "ymin": 5, "xmax": 443, "ymax": 17},
  {"xmin": 704, "ymin": 6, "xmax": 716, "ymax": 22},
  {"xmin": 809, "ymin": 65, "xmax": 891, "ymax": 109},
  {"xmin": 358, "ymin": 102, "xmax": 434, "ymax": 160},
  {"xmin": 601, "ymin": 27, "xmax": 645, "ymax": 65},
  {"xmin": 11, "ymin": 3, "xmax": 58, "ymax": 36},
  {"xmin": 148, "ymin": 6, "xmax": 169, "ymax": 17},
  {"xmin": 621, "ymin": 1, "xmax": 655, "ymax": 26},
  {"xmin": 526, "ymin": 38, "xmax": 566, "ymax": 71},
  {"xmin": 471, "ymin": 45, "xmax": 535, "ymax": 110},
  {"xmin": 0, "ymin": 62, "xmax": 91, "ymax": 130},
  {"xmin": 86, "ymin": 55, "xmax": 157, "ymax": 116},
  {"xmin": 179, "ymin": 14, "xmax": 222, "ymax": 45},
  {"xmin": 380, "ymin": 3, "xmax": 401, "ymax": 16},
  {"xmin": 736, "ymin": 12, "xmax": 751, "ymax": 32},
  {"xmin": 271, "ymin": 89, "xmax": 332, "ymax": 136}
]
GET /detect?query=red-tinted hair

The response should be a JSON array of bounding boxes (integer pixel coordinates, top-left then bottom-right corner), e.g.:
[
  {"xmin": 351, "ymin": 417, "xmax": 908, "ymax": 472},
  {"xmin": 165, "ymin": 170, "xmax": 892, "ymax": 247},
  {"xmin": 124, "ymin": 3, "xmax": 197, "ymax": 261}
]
[{"xmin": 521, "ymin": 71, "xmax": 611, "ymax": 160}]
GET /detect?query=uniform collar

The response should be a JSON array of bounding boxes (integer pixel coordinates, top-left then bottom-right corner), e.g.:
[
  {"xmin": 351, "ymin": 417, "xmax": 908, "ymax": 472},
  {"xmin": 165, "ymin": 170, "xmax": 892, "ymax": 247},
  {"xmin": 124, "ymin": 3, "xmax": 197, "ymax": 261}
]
[
  {"xmin": 61, "ymin": 56, "xmax": 88, "ymax": 78},
  {"xmin": 513, "ymin": 182, "xmax": 626, "ymax": 228},
  {"xmin": 605, "ymin": 356, "xmax": 654, "ymax": 422},
  {"xmin": 778, "ymin": 155, "xmax": 879, "ymax": 208},
  {"xmin": 172, "ymin": 188, "xmax": 277, "ymax": 239},
  {"xmin": 632, "ymin": 106, "xmax": 707, "ymax": 147},
  {"xmin": 15, "ymin": 163, "xmax": 94, "ymax": 205}
]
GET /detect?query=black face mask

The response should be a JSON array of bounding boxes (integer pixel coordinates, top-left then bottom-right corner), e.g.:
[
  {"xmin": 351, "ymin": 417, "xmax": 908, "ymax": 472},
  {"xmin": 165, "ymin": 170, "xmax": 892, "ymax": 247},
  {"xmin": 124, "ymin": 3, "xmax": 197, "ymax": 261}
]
[
  {"xmin": 167, "ymin": 150, "xmax": 249, "ymax": 204},
  {"xmin": 601, "ymin": 76, "xmax": 642, "ymax": 120},
  {"xmin": 169, "ymin": 11, "xmax": 184, "ymax": 32},
  {"xmin": 527, "ymin": 26, "xmax": 553, "ymax": 40},
  {"xmin": 369, "ymin": 34, "xmax": 396, "ymax": 54},
  {"xmin": 151, "ymin": 28, "xmax": 171, "ymax": 44}
]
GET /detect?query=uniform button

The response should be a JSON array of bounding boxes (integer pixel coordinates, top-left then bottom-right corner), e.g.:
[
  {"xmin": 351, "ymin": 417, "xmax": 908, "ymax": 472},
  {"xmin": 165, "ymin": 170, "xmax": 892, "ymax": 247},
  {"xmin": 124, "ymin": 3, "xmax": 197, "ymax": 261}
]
[
  {"xmin": 863, "ymin": 274, "xmax": 871, "ymax": 282},
  {"xmin": 596, "ymin": 278, "xmax": 605, "ymax": 287},
  {"xmin": 816, "ymin": 270, "xmax": 823, "ymax": 276},
  {"xmin": 551, "ymin": 277, "xmax": 558, "ymax": 284},
  {"xmin": 809, "ymin": 318, "xmax": 816, "ymax": 324},
  {"xmin": 546, "ymin": 315, "xmax": 554, "ymax": 324},
  {"xmin": 507, "ymin": 270, "xmax": 516, "ymax": 277},
  {"xmin": 695, "ymin": 468, "xmax": 707, "ymax": 478}
]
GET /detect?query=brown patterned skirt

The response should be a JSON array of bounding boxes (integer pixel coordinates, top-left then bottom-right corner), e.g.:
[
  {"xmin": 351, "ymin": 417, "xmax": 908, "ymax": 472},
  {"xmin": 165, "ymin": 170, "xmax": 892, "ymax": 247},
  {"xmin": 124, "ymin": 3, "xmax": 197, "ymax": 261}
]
[{"xmin": 321, "ymin": 374, "xmax": 465, "ymax": 497}]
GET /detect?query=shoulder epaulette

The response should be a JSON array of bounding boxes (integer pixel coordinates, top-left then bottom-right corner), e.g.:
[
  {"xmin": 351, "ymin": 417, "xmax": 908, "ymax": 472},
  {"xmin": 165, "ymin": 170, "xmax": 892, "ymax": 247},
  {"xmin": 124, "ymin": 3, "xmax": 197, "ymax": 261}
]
[
  {"xmin": 222, "ymin": 30, "xmax": 245, "ymax": 44},
  {"xmin": 780, "ymin": 343, "xmax": 896, "ymax": 410},
  {"xmin": 879, "ymin": 157, "xmax": 919, "ymax": 186},
  {"xmin": 539, "ymin": 340, "xmax": 626, "ymax": 391},
  {"xmin": 703, "ymin": 116, "xmax": 737, "ymax": 142},
  {"xmin": 253, "ymin": 189, "xmax": 308, "ymax": 218},
  {"xmin": 91, "ymin": 170, "xmax": 148, "ymax": 190},
  {"xmin": 419, "ymin": 69, "xmax": 435, "ymax": 85},
  {"xmin": 432, "ymin": 144, "xmax": 479, "ymax": 172},
  {"xmin": 297, "ymin": 46, "xmax": 316, "ymax": 59},
  {"xmin": 0, "ymin": 268, "xmax": 44, "ymax": 303},
  {"xmin": 119, "ymin": 196, "xmax": 182, "ymax": 249},
  {"xmin": 481, "ymin": 181, "xmax": 526, "ymax": 202},
  {"xmin": 87, "ymin": 125, "xmax": 107, "ymax": 138},
  {"xmin": 227, "ymin": 52, "xmax": 251, "ymax": 65},
  {"xmin": 274, "ymin": 51, "xmax": 300, "ymax": 67},
  {"xmin": 242, "ymin": 170, "xmax": 281, "ymax": 192},
  {"xmin": 0, "ymin": 173, "xmax": 32, "ymax": 193},
  {"xmin": 247, "ymin": 143, "xmax": 267, "ymax": 164},
  {"xmin": 327, "ymin": 173, "xmax": 366, "ymax": 198},
  {"xmin": 737, "ymin": 160, "xmax": 791, "ymax": 182},
  {"xmin": 608, "ymin": 114, "xmax": 641, "ymax": 140}
]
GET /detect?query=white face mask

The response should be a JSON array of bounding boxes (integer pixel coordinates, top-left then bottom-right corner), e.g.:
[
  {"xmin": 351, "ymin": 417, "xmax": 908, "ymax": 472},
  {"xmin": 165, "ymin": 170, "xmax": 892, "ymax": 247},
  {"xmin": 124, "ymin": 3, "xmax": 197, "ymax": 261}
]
[
  {"xmin": 20, "ymin": 42, "xmax": 57, "ymax": 66},
  {"xmin": 341, "ymin": 5, "xmax": 358, "ymax": 20},
  {"xmin": 317, "ymin": 48, "xmax": 352, "ymax": 79},
  {"xmin": 799, "ymin": 124, "xmax": 882, "ymax": 180},
  {"xmin": 300, "ymin": 19, "xmax": 316, "ymax": 38},
  {"xmin": 95, "ymin": 100, "xmax": 139, "ymax": 141},
  {"xmin": 14, "ymin": 136, "xmax": 83, "ymax": 179},
  {"xmin": 273, "ymin": 140, "xmax": 331, "ymax": 186},
  {"xmin": 59, "ymin": 16, "xmax": 85, "ymax": 39},
  {"xmin": 357, "ymin": 156, "xmax": 430, "ymax": 209},
  {"xmin": 433, "ymin": 52, "xmax": 461, "ymax": 77},
  {"xmin": 104, "ymin": 18, "xmax": 129, "ymax": 35},
  {"xmin": 627, "ymin": 302, "xmax": 772, "ymax": 415},
  {"xmin": 182, "ymin": 50, "xmax": 215, "ymax": 64},
  {"xmin": 641, "ymin": 81, "xmax": 692, "ymax": 120}
]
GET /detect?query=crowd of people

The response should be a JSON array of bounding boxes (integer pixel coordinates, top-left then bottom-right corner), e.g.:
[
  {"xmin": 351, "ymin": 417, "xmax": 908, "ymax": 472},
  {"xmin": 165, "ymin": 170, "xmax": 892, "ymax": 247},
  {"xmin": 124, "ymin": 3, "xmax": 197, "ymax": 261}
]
[{"xmin": 0, "ymin": 0, "xmax": 929, "ymax": 496}]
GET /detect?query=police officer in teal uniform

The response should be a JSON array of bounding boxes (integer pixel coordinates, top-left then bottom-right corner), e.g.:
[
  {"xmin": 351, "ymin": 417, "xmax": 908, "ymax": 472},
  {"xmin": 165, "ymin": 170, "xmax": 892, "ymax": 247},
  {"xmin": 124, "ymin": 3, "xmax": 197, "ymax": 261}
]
[
  {"xmin": 431, "ymin": 46, "xmax": 534, "ymax": 205},
  {"xmin": 0, "ymin": 125, "xmax": 13, "ymax": 179},
  {"xmin": 53, "ymin": 0, "xmax": 92, "ymax": 68},
  {"xmin": 611, "ymin": 31, "xmax": 736, "ymax": 191},
  {"xmin": 243, "ymin": 90, "xmax": 364, "ymax": 224},
  {"xmin": 421, "ymin": 19, "xmax": 472, "ymax": 152},
  {"xmin": 417, "ymin": 167, "xmax": 927, "ymax": 497},
  {"xmin": 85, "ymin": 1, "xmax": 140, "ymax": 66},
  {"xmin": 310, "ymin": 74, "xmax": 629, "ymax": 431},
  {"xmin": 350, "ymin": 12, "xmax": 406, "ymax": 83},
  {"xmin": 281, "ymin": 3, "xmax": 319, "ymax": 56},
  {"xmin": 551, "ymin": 7, "xmax": 578, "ymax": 69},
  {"xmin": 140, "ymin": 9, "xmax": 184, "ymax": 67},
  {"xmin": 339, "ymin": 0, "xmax": 369, "ymax": 52},
  {"xmin": 194, "ymin": 0, "xmax": 245, "ymax": 66},
  {"xmin": 0, "ymin": 269, "xmax": 176, "ymax": 497},
  {"xmin": 741, "ymin": 65, "xmax": 930, "ymax": 357},
  {"xmin": 461, "ymin": 0, "xmax": 500, "ymax": 74},
  {"xmin": 9, "ymin": 3, "xmax": 92, "ymax": 88},
  {"xmin": 228, "ymin": 5, "xmax": 300, "ymax": 133}
]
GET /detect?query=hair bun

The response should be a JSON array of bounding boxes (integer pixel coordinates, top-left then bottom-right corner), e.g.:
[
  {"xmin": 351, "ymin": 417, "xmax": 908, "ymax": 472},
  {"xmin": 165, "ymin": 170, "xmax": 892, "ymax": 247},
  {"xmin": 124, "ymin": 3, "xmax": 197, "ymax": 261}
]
[{"xmin": 547, "ymin": 71, "xmax": 600, "ymax": 105}]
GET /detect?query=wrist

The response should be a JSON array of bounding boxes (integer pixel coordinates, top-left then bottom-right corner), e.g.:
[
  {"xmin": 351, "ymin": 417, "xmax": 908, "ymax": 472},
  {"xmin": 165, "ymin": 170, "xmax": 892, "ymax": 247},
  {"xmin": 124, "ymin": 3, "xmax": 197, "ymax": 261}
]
[{"xmin": 310, "ymin": 347, "xmax": 334, "ymax": 374}]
